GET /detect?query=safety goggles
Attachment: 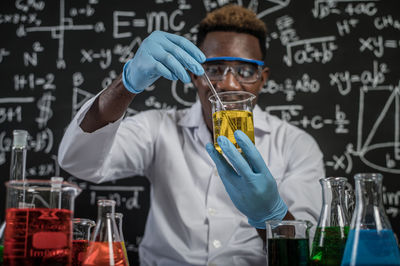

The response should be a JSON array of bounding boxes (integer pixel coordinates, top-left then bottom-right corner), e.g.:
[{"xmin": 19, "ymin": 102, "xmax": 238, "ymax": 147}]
[{"xmin": 203, "ymin": 57, "xmax": 264, "ymax": 84}]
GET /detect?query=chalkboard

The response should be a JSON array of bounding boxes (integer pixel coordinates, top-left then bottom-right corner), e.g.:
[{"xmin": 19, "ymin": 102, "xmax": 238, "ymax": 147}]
[{"xmin": 1, "ymin": 0, "xmax": 400, "ymax": 264}]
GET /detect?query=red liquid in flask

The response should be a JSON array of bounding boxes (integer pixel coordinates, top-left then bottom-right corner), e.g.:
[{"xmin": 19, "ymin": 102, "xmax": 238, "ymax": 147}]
[
  {"xmin": 3, "ymin": 208, "xmax": 73, "ymax": 266},
  {"xmin": 72, "ymin": 239, "xmax": 89, "ymax": 266},
  {"xmin": 82, "ymin": 241, "xmax": 128, "ymax": 266}
]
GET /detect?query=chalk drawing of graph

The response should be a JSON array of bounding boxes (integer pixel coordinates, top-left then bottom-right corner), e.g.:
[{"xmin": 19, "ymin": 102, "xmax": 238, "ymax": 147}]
[
  {"xmin": 19, "ymin": 0, "xmax": 103, "ymax": 69},
  {"xmin": 357, "ymin": 83, "xmax": 400, "ymax": 174}
]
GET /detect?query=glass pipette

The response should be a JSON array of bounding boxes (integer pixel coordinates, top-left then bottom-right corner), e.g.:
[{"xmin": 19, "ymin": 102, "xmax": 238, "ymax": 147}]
[{"xmin": 202, "ymin": 74, "xmax": 237, "ymax": 132}]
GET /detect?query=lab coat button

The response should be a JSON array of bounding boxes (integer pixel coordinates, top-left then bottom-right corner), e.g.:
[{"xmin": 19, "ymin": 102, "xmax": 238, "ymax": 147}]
[
  {"xmin": 208, "ymin": 208, "xmax": 216, "ymax": 216},
  {"xmin": 213, "ymin": 239, "xmax": 221, "ymax": 248}
]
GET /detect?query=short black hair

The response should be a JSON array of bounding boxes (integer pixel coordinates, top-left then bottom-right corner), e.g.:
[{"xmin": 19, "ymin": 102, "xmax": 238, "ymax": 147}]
[{"xmin": 197, "ymin": 4, "xmax": 267, "ymax": 59}]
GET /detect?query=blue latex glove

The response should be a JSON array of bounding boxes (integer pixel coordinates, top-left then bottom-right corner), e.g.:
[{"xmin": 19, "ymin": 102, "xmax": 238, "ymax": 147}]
[
  {"xmin": 122, "ymin": 31, "xmax": 206, "ymax": 94},
  {"xmin": 206, "ymin": 130, "xmax": 288, "ymax": 229}
]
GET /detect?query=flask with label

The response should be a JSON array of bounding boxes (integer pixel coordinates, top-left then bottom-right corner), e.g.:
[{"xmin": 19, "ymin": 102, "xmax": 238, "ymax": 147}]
[
  {"xmin": 341, "ymin": 173, "xmax": 400, "ymax": 265},
  {"xmin": 83, "ymin": 200, "xmax": 128, "ymax": 266},
  {"xmin": 310, "ymin": 177, "xmax": 352, "ymax": 265}
]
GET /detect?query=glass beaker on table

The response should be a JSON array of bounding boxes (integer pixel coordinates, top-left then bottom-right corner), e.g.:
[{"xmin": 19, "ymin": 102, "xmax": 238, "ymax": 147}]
[
  {"xmin": 3, "ymin": 179, "xmax": 81, "ymax": 265},
  {"xmin": 266, "ymin": 220, "xmax": 312, "ymax": 266},
  {"xmin": 209, "ymin": 91, "xmax": 256, "ymax": 153}
]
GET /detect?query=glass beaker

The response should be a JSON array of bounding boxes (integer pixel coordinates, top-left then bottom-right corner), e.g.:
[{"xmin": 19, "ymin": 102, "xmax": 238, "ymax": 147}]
[
  {"xmin": 266, "ymin": 220, "xmax": 313, "ymax": 266},
  {"xmin": 82, "ymin": 200, "xmax": 128, "ymax": 266},
  {"xmin": 310, "ymin": 177, "xmax": 352, "ymax": 265},
  {"xmin": 72, "ymin": 218, "xmax": 96, "ymax": 266},
  {"xmin": 208, "ymin": 91, "xmax": 256, "ymax": 153},
  {"xmin": 341, "ymin": 173, "xmax": 400, "ymax": 265},
  {"xmin": 3, "ymin": 179, "xmax": 81, "ymax": 265}
]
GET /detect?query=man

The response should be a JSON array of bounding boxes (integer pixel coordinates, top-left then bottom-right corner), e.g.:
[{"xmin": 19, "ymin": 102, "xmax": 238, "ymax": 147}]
[{"xmin": 58, "ymin": 5, "xmax": 324, "ymax": 265}]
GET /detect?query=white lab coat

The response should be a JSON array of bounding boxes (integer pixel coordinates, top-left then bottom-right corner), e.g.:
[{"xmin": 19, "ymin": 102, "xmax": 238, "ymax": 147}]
[{"xmin": 58, "ymin": 96, "xmax": 324, "ymax": 266}]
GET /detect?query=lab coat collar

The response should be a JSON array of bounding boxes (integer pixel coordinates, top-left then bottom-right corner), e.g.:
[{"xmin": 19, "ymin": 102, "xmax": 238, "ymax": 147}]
[{"xmin": 177, "ymin": 100, "xmax": 204, "ymax": 128}]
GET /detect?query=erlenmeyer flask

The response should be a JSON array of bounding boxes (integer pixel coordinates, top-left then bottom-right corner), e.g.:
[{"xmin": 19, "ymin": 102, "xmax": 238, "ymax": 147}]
[
  {"xmin": 115, "ymin": 213, "xmax": 129, "ymax": 266},
  {"xmin": 310, "ymin": 177, "xmax": 351, "ymax": 265},
  {"xmin": 82, "ymin": 200, "xmax": 128, "ymax": 266},
  {"xmin": 341, "ymin": 173, "xmax": 400, "ymax": 265},
  {"xmin": 73, "ymin": 218, "xmax": 96, "ymax": 266}
]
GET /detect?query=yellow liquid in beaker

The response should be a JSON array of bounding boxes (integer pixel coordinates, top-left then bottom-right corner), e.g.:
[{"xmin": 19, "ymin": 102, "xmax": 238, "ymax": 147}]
[{"xmin": 212, "ymin": 110, "xmax": 255, "ymax": 153}]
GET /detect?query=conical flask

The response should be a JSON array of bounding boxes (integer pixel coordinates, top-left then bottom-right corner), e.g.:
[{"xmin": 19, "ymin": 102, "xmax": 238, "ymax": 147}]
[
  {"xmin": 72, "ymin": 218, "xmax": 96, "ymax": 266},
  {"xmin": 115, "ymin": 213, "xmax": 129, "ymax": 266},
  {"xmin": 310, "ymin": 177, "xmax": 352, "ymax": 265},
  {"xmin": 82, "ymin": 200, "xmax": 128, "ymax": 266},
  {"xmin": 341, "ymin": 173, "xmax": 400, "ymax": 265}
]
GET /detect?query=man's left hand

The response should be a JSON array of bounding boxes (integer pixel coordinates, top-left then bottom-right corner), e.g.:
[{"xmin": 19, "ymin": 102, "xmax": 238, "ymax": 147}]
[{"xmin": 206, "ymin": 130, "xmax": 288, "ymax": 229}]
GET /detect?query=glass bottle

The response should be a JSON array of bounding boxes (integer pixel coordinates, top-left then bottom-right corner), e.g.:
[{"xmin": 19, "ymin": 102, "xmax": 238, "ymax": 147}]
[
  {"xmin": 115, "ymin": 213, "xmax": 129, "ymax": 266},
  {"xmin": 82, "ymin": 200, "xmax": 128, "ymax": 266},
  {"xmin": 341, "ymin": 173, "xmax": 400, "ymax": 265},
  {"xmin": 310, "ymin": 177, "xmax": 352, "ymax": 265},
  {"xmin": 0, "ymin": 130, "xmax": 28, "ymax": 265}
]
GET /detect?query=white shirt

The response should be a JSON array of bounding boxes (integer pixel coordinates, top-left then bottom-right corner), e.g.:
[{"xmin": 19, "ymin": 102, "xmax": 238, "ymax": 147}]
[{"xmin": 58, "ymin": 96, "xmax": 325, "ymax": 266}]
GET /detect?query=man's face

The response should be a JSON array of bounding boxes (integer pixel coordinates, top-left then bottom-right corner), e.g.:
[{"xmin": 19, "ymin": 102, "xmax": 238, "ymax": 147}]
[{"xmin": 191, "ymin": 31, "xmax": 269, "ymax": 131}]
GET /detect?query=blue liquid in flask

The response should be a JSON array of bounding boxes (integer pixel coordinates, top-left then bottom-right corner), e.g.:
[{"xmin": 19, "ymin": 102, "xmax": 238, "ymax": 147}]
[{"xmin": 341, "ymin": 229, "xmax": 400, "ymax": 265}]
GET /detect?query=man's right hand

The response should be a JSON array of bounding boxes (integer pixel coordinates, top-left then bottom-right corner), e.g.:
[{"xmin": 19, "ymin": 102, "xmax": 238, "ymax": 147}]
[{"xmin": 122, "ymin": 31, "xmax": 206, "ymax": 94}]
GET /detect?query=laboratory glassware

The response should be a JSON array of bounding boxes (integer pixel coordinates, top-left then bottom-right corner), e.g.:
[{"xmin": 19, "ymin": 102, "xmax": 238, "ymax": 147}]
[
  {"xmin": 115, "ymin": 213, "xmax": 129, "ymax": 266},
  {"xmin": 209, "ymin": 91, "xmax": 256, "ymax": 153},
  {"xmin": 310, "ymin": 177, "xmax": 352, "ymax": 265},
  {"xmin": 341, "ymin": 173, "xmax": 400, "ymax": 265},
  {"xmin": 266, "ymin": 220, "xmax": 312, "ymax": 266},
  {"xmin": 82, "ymin": 200, "xmax": 128, "ymax": 266},
  {"xmin": 1, "ymin": 130, "xmax": 29, "ymax": 265},
  {"xmin": 3, "ymin": 179, "xmax": 81, "ymax": 265},
  {"xmin": 72, "ymin": 218, "xmax": 96, "ymax": 266}
]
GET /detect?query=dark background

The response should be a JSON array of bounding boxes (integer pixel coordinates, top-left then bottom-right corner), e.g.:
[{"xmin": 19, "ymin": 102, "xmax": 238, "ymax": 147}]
[{"xmin": 1, "ymin": 0, "xmax": 400, "ymax": 264}]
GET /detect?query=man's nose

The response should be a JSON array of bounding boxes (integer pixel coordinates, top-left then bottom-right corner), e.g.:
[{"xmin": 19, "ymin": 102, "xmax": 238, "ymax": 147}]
[{"xmin": 215, "ymin": 71, "xmax": 242, "ymax": 92}]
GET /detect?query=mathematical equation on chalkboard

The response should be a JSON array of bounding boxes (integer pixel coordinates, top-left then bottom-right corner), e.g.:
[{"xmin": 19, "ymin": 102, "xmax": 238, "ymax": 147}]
[{"xmin": 1, "ymin": 0, "xmax": 399, "ymax": 232}]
